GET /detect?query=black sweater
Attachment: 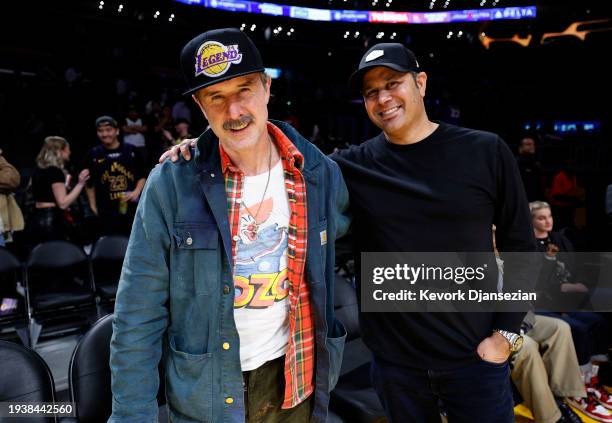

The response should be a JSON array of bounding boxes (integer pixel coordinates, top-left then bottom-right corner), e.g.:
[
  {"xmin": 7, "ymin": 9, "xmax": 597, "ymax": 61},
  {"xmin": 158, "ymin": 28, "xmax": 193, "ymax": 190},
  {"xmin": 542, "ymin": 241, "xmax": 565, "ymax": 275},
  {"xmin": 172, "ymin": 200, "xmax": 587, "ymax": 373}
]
[{"xmin": 331, "ymin": 122, "xmax": 536, "ymax": 369}]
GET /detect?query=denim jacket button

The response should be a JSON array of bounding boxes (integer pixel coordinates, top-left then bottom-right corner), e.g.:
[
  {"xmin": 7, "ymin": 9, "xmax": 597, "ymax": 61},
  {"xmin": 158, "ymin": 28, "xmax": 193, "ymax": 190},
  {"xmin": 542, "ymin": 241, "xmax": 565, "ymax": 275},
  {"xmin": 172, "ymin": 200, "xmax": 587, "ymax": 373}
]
[
  {"xmin": 223, "ymin": 285, "xmax": 230, "ymax": 295},
  {"xmin": 222, "ymin": 342, "xmax": 230, "ymax": 350},
  {"xmin": 225, "ymin": 397, "xmax": 234, "ymax": 404},
  {"xmin": 186, "ymin": 237, "xmax": 193, "ymax": 246}
]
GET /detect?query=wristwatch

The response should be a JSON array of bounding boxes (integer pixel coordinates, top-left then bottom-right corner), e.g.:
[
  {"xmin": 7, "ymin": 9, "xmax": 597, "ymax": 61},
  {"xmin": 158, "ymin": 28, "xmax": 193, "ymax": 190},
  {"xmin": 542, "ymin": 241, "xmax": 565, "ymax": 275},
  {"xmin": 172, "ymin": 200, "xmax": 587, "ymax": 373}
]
[{"xmin": 494, "ymin": 329, "xmax": 524, "ymax": 353}]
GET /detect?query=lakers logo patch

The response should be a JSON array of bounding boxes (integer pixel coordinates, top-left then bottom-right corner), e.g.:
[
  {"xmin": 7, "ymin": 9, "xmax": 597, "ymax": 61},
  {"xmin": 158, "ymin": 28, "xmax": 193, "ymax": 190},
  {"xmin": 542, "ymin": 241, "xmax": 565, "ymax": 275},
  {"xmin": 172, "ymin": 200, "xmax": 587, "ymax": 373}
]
[{"xmin": 194, "ymin": 41, "xmax": 243, "ymax": 78}]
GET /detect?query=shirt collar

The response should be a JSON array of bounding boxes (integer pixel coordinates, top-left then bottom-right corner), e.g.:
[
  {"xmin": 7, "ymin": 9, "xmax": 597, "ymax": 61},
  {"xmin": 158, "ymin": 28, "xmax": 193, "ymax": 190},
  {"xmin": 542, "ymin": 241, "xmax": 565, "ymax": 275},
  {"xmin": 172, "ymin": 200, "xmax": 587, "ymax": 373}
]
[{"xmin": 219, "ymin": 121, "xmax": 304, "ymax": 174}]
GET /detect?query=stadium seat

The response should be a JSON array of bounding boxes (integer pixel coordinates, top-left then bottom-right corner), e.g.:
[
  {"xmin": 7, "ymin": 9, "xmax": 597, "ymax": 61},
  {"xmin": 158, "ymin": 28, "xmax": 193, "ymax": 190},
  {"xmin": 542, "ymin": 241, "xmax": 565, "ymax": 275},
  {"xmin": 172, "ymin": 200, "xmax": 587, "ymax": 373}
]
[
  {"xmin": 24, "ymin": 241, "xmax": 96, "ymax": 348},
  {"xmin": 68, "ymin": 314, "xmax": 113, "ymax": 422},
  {"xmin": 0, "ymin": 339, "xmax": 56, "ymax": 422},
  {"xmin": 68, "ymin": 314, "xmax": 166, "ymax": 422},
  {"xmin": 0, "ymin": 248, "xmax": 28, "ymax": 344},
  {"xmin": 90, "ymin": 235, "xmax": 129, "ymax": 302}
]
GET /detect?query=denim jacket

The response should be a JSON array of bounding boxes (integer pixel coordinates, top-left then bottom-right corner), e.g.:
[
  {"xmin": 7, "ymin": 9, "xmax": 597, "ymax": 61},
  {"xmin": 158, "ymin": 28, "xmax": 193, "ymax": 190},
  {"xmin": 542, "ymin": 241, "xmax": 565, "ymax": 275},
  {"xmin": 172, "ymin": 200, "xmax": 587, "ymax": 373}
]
[{"xmin": 109, "ymin": 120, "xmax": 350, "ymax": 423}]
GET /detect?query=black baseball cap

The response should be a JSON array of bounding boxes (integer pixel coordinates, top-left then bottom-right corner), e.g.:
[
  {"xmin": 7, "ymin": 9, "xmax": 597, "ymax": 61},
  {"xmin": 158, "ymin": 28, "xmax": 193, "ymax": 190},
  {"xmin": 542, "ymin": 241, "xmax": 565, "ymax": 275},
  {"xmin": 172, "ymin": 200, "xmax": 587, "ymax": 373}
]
[
  {"xmin": 349, "ymin": 43, "xmax": 421, "ymax": 91},
  {"xmin": 180, "ymin": 28, "xmax": 265, "ymax": 96},
  {"xmin": 95, "ymin": 115, "xmax": 118, "ymax": 128}
]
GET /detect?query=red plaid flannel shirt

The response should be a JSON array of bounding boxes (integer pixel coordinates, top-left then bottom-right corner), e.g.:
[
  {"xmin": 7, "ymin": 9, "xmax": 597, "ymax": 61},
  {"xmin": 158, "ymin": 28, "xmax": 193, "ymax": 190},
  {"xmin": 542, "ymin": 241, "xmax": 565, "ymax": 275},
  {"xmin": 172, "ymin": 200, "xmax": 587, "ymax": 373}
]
[{"xmin": 219, "ymin": 122, "xmax": 315, "ymax": 408}]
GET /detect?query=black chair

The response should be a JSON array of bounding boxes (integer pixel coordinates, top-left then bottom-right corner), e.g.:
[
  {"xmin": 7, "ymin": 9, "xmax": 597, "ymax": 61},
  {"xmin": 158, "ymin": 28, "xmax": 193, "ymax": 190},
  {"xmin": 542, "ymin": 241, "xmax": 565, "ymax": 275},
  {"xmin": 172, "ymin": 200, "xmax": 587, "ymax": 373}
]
[
  {"xmin": 329, "ymin": 274, "xmax": 387, "ymax": 423},
  {"xmin": 0, "ymin": 339, "xmax": 56, "ymax": 422},
  {"xmin": 90, "ymin": 235, "xmax": 129, "ymax": 303},
  {"xmin": 68, "ymin": 314, "xmax": 113, "ymax": 423},
  {"xmin": 0, "ymin": 247, "xmax": 28, "ymax": 344},
  {"xmin": 25, "ymin": 241, "xmax": 96, "ymax": 348},
  {"xmin": 68, "ymin": 314, "xmax": 166, "ymax": 422}
]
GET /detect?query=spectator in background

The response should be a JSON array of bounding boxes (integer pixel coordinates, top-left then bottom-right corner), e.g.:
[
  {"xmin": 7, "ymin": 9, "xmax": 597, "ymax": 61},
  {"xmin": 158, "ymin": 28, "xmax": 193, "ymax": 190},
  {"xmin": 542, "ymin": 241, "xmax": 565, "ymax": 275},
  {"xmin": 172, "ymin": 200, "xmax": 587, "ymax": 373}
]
[
  {"xmin": 549, "ymin": 159, "xmax": 582, "ymax": 230},
  {"xmin": 0, "ymin": 148, "xmax": 22, "ymax": 314},
  {"xmin": 162, "ymin": 118, "xmax": 193, "ymax": 146},
  {"xmin": 530, "ymin": 201, "xmax": 611, "ymax": 372},
  {"xmin": 85, "ymin": 116, "xmax": 146, "ymax": 237},
  {"xmin": 0, "ymin": 148, "xmax": 24, "ymax": 245},
  {"xmin": 30, "ymin": 136, "xmax": 89, "ymax": 243},
  {"xmin": 121, "ymin": 105, "xmax": 148, "ymax": 164},
  {"xmin": 517, "ymin": 136, "xmax": 546, "ymax": 202}
]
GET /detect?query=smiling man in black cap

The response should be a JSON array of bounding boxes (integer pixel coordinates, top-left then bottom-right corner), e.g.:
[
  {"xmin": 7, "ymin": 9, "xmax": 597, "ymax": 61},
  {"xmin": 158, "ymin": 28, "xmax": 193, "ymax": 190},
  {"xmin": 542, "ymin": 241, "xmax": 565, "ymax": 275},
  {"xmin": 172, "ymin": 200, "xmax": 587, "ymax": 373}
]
[
  {"xmin": 85, "ymin": 115, "xmax": 146, "ymax": 237},
  {"xmin": 328, "ymin": 43, "xmax": 535, "ymax": 422},
  {"xmin": 109, "ymin": 28, "xmax": 349, "ymax": 423}
]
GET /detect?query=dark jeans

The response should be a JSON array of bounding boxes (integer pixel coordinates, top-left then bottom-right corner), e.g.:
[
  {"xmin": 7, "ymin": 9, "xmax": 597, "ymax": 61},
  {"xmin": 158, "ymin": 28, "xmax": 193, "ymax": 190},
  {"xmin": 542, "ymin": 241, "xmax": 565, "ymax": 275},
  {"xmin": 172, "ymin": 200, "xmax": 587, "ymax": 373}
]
[
  {"xmin": 242, "ymin": 355, "xmax": 312, "ymax": 423},
  {"xmin": 371, "ymin": 355, "xmax": 514, "ymax": 423}
]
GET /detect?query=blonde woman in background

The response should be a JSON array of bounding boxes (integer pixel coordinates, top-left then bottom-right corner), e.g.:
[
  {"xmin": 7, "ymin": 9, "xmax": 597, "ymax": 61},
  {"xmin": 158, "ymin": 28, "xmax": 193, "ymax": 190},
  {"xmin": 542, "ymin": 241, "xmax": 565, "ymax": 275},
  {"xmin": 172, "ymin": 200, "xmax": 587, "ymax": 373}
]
[{"xmin": 30, "ymin": 136, "xmax": 89, "ymax": 243}]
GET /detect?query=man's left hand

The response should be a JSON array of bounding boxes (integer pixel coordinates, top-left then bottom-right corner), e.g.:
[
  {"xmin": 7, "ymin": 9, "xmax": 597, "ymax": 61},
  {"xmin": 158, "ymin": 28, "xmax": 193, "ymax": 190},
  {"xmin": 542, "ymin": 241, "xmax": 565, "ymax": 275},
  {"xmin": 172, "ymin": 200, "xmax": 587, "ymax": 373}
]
[{"xmin": 476, "ymin": 332, "xmax": 511, "ymax": 363}]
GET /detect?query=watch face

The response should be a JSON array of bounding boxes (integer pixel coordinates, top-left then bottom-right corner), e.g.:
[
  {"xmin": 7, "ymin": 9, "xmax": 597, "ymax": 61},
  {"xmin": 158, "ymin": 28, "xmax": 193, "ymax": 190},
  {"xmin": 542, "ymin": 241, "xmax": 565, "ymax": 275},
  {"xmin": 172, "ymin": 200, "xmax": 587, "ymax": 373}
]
[{"xmin": 513, "ymin": 336, "xmax": 524, "ymax": 352}]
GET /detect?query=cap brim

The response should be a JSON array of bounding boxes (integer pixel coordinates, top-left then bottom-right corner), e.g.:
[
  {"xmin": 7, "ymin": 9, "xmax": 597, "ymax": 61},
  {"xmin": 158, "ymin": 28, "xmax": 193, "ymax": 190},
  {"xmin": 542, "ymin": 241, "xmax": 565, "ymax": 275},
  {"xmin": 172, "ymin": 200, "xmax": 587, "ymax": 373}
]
[
  {"xmin": 348, "ymin": 63, "xmax": 414, "ymax": 92},
  {"xmin": 182, "ymin": 67, "xmax": 266, "ymax": 96}
]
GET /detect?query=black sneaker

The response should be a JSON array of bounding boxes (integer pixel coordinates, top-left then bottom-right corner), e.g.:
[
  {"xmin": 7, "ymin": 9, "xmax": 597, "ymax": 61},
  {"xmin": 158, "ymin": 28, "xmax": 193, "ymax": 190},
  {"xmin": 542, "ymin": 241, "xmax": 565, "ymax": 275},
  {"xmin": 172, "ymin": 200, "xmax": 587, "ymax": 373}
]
[{"xmin": 555, "ymin": 397, "xmax": 583, "ymax": 423}]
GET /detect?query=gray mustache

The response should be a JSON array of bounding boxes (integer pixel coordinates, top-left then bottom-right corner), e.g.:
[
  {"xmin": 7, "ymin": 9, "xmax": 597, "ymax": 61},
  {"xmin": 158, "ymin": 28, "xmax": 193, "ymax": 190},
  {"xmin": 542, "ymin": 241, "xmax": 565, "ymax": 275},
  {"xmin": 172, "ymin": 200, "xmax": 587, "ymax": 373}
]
[{"xmin": 223, "ymin": 115, "xmax": 254, "ymax": 130}]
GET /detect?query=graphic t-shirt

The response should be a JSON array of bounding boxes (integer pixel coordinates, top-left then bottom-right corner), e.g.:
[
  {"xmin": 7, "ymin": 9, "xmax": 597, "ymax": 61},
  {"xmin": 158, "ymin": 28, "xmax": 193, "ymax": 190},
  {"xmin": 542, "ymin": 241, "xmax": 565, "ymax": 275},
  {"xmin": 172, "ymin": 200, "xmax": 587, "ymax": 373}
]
[
  {"xmin": 233, "ymin": 160, "xmax": 290, "ymax": 371},
  {"xmin": 85, "ymin": 143, "xmax": 145, "ymax": 216}
]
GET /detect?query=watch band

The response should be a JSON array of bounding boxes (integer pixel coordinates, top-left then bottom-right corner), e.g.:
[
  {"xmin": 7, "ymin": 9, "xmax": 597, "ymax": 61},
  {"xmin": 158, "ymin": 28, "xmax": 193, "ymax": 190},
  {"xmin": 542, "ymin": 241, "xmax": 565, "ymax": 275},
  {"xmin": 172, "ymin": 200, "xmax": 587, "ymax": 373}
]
[{"xmin": 494, "ymin": 329, "xmax": 523, "ymax": 352}]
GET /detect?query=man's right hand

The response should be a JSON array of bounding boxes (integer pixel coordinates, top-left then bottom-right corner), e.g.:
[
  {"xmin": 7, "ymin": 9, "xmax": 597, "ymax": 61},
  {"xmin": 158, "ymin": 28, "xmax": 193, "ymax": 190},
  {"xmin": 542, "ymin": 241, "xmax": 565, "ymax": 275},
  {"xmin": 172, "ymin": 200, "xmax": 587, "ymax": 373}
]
[{"xmin": 158, "ymin": 138, "xmax": 197, "ymax": 163}]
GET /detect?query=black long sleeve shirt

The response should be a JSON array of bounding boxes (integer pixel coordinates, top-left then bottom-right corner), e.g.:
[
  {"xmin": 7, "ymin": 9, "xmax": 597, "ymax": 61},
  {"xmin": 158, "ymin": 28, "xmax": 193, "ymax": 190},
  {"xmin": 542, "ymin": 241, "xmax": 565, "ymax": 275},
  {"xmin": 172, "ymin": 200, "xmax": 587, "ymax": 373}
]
[{"xmin": 331, "ymin": 121, "xmax": 536, "ymax": 369}]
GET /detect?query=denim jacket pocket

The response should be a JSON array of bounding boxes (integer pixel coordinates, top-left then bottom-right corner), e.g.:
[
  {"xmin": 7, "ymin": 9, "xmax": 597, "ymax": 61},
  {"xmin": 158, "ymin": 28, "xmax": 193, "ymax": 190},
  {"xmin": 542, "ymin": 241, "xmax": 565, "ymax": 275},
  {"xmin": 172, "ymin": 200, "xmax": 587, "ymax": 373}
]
[
  {"xmin": 166, "ymin": 336, "xmax": 214, "ymax": 421},
  {"xmin": 326, "ymin": 319, "xmax": 347, "ymax": 392},
  {"xmin": 172, "ymin": 222, "xmax": 220, "ymax": 296}
]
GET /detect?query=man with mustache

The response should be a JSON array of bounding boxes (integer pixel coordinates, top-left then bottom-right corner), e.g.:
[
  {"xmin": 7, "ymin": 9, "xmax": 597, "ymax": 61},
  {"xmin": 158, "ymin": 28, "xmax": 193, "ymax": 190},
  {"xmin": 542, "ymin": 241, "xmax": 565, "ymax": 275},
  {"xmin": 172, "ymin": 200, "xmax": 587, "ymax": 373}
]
[{"xmin": 109, "ymin": 28, "xmax": 349, "ymax": 423}]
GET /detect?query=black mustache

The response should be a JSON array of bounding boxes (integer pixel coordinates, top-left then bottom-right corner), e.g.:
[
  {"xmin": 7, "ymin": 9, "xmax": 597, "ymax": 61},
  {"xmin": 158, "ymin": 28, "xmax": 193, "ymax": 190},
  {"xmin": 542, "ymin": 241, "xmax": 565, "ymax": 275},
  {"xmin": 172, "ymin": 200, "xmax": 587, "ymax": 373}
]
[{"xmin": 223, "ymin": 115, "xmax": 254, "ymax": 130}]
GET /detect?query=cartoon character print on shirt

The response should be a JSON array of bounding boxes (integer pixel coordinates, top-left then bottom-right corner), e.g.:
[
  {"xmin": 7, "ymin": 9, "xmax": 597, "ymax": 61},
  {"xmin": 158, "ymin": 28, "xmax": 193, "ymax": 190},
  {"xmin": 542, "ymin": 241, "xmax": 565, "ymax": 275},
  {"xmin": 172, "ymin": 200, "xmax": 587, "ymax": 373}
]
[
  {"xmin": 239, "ymin": 197, "xmax": 273, "ymax": 243},
  {"xmin": 234, "ymin": 197, "xmax": 289, "ymax": 309}
]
